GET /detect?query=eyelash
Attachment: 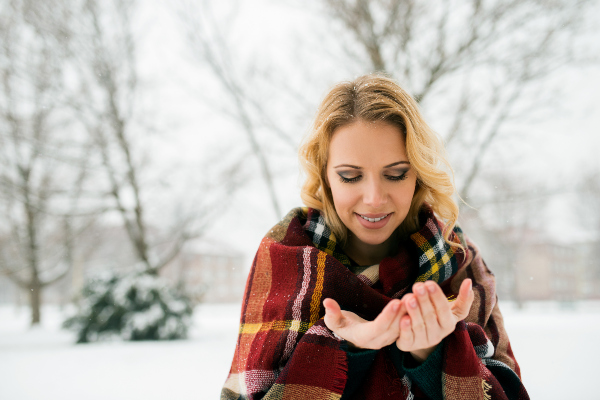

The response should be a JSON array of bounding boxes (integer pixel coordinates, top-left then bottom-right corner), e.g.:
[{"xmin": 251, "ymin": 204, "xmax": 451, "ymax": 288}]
[
  {"xmin": 386, "ymin": 173, "xmax": 408, "ymax": 181},
  {"xmin": 339, "ymin": 173, "xmax": 408, "ymax": 183},
  {"xmin": 339, "ymin": 176, "xmax": 361, "ymax": 183}
]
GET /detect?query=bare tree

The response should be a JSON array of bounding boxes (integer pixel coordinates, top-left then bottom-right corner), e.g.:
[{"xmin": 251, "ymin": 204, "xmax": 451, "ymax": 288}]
[
  {"xmin": 0, "ymin": 0, "xmax": 100, "ymax": 325},
  {"xmin": 176, "ymin": 0, "xmax": 310, "ymax": 219},
  {"xmin": 320, "ymin": 0, "xmax": 596, "ymax": 202},
  {"xmin": 67, "ymin": 0, "xmax": 223, "ymax": 275}
]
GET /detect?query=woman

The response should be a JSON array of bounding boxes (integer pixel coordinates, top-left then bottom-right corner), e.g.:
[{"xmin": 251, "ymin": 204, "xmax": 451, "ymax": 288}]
[{"xmin": 221, "ymin": 74, "xmax": 528, "ymax": 399}]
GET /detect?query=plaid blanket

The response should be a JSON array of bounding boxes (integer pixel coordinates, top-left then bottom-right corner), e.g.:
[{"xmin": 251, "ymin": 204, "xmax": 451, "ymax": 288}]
[{"xmin": 221, "ymin": 207, "xmax": 529, "ymax": 400}]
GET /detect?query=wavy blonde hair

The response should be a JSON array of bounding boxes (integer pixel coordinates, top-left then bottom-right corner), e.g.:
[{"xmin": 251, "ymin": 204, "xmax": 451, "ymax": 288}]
[{"xmin": 299, "ymin": 73, "xmax": 459, "ymax": 247}]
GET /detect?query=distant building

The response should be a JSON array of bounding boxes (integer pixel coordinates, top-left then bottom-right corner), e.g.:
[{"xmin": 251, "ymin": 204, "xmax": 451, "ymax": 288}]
[
  {"xmin": 573, "ymin": 241, "xmax": 600, "ymax": 299},
  {"xmin": 514, "ymin": 242, "xmax": 575, "ymax": 301},
  {"xmin": 456, "ymin": 217, "xmax": 600, "ymax": 302},
  {"xmin": 162, "ymin": 238, "xmax": 247, "ymax": 303},
  {"xmin": 513, "ymin": 239, "xmax": 600, "ymax": 301}
]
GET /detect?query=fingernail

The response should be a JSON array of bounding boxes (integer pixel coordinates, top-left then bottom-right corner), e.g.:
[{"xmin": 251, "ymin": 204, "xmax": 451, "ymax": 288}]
[
  {"xmin": 427, "ymin": 283, "xmax": 436, "ymax": 293},
  {"xmin": 392, "ymin": 301, "xmax": 399, "ymax": 312},
  {"xmin": 416, "ymin": 285, "xmax": 426, "ymax": 296},
  {"xmin": 409, "ymin": 298, "xmax": 417, "ymax": 308}
]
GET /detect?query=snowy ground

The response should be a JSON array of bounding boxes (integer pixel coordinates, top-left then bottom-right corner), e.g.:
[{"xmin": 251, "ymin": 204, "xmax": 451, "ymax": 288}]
[{"xmin": 1, "ymin": 301, "xmax": 599, "ymax": 400}]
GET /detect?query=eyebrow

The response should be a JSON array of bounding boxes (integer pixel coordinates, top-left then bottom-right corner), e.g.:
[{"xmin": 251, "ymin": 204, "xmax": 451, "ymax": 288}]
[{"xmin": 333, "ymin": 161, "xmax": 410, "ymax": 169}]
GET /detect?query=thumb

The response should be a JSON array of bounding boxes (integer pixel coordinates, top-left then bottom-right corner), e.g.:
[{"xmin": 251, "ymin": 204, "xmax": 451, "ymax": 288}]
[
  {"xmin": 323, "ymin": 298, "xmax": 345, "ymax": 330},
  {"xmin": 451, "ymin": 279, "xmax": 474, "ymax": 321}
]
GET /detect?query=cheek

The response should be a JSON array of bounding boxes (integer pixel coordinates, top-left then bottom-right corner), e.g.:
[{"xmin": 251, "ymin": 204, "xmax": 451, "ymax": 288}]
[
  {"xmin": 329, "ymin": 181, "xmax": 357, "ymax": 213},
  {"xmin": 394, "ymin": 183, "xmax": 417, "ymax": 210}
]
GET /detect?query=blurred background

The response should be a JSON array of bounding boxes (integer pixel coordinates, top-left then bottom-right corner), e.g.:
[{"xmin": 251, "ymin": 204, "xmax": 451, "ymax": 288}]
[{"xmin": 0, "ymin": 0, "xmax": 599, "ymax": 398}]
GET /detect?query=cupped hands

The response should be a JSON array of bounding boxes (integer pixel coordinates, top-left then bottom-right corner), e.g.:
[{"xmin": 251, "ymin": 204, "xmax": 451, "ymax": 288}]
[{"xmin": 323, "ymin": 279, "xmax": 474, "ymax": 362}]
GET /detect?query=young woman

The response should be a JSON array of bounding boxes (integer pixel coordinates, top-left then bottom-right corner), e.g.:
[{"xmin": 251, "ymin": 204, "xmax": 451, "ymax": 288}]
[{"xmin": 221, "ymin": 74, "xmax": 529, "ymax": 399}]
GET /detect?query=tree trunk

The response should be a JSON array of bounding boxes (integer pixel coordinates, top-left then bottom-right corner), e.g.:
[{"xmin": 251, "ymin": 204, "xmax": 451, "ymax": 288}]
[
  {"xmin": 29, "ymin": 277, "xmax": 41, "ymax": 325},
  {"xmin": 24, "ymin": 173, "xmax": 42, "ymax": 326}
]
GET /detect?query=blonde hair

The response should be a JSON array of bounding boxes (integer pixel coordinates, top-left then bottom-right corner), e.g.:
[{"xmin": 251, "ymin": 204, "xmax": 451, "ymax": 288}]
[{"xmin": 299, "ymin": 73, "xmax": 459, "ymax": 246}]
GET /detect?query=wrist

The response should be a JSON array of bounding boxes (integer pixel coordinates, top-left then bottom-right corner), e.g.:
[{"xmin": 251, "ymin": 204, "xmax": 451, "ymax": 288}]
[
  {"xmin": 346, "ymin": 340, "xmax": 362, "ymax": 352},
  {"xmin": 409, "ymin": 345, "xmax": 437, "ymax": 364}
]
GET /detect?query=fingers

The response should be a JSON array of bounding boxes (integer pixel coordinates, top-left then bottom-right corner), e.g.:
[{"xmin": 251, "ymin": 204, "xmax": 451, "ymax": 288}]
[
  {"xmin": 404, "ymin": 292, "xmax": 426, "ymax": 346},
  {"xmin": 450, "ymin": 279, "xmax": 474, "ymax": 321},
  {"xmin": 425, "ymin": 281, "xmax": 453, "ymax": 331},
  {"xmin": 357, "ymin": 299, "xmax": 404, "ymax": 349},
  {"xmin": 324, "ymin": 298, "xmax": 405, "ymax": 350},
  {"xmin": 397, "ymin": 314, "xmax": 413, "ymax": 350},
  {"xmin": 372, "ymin": 299, "xmax": 402, "ymax": 330},
  {"xmin": 323, "ymin": 298, "xmax": 344, "ymax": 330},
  {"xmin": 412, "ymin": 282, "xmax": 439, "ymax": 343},
  {"xmin": 397, "ymin": 280, "xmax": 463, "ymax": 352}
]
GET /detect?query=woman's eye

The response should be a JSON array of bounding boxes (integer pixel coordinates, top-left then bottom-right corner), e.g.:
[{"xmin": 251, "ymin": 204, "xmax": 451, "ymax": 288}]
[
  {"xmin": 386, "ymin": 173, "xmax": 407, "ymax": 181},
  {"xmin": 339, "ymin": 175, "xmax": 361, "ymax": 183}
]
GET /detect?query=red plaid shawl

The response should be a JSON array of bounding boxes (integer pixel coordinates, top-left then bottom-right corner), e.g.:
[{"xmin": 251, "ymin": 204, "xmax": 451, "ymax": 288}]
[{"xmin": 221, "ymin": 207, "xmax": 528, "ymax": 400}]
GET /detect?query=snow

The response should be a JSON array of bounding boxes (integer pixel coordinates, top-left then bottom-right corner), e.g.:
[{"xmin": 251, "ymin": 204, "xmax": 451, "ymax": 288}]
[{"xmin": 1, "ymin": 301, "xmax": 599, "ymax": 399}]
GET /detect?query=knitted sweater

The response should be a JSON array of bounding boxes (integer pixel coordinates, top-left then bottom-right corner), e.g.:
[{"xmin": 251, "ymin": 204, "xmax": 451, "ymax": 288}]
[{"xmin": 342, "ymin": 342, "xmax": 445, "ymax": 399}]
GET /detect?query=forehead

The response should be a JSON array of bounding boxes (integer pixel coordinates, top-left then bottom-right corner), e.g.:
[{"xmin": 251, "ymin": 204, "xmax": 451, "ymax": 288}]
[{"xmin": 328, "ymin": 119, "xmax": 407, "ymax": 166}]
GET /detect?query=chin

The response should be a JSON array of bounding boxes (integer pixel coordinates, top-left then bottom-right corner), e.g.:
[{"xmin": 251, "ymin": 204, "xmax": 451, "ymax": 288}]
[{"xmin": 352, "ymin": 229, "xmax": 395, "ymax": 246}]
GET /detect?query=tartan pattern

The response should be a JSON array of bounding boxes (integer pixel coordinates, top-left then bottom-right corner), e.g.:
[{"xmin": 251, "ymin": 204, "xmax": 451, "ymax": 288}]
[
  {"xmin": 411, "ymin": 218, "xmax": 462, "ymax": 284},
  {"xmin": 221, "ymin": 207, "xmax": 529, "ymax": 400},
  {"xmin": 302, "ymin": 207, "xmax": 352, "ymax": 268}
]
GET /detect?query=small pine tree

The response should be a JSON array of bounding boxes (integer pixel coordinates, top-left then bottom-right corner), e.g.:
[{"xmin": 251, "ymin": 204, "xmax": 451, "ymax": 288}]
[{"xmin": 63, "ymin": 270, "xmax": 193, "ymax": 343}]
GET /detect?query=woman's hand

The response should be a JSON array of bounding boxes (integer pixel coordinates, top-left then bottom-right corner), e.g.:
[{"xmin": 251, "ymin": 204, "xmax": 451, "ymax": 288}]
[
  {"xmin": 396, "ymin": 279, "xmax": 474, "ymax": 363},
  {"xmin": 323, "ymin": 297, "xmax": 405, "ymax": 350}
]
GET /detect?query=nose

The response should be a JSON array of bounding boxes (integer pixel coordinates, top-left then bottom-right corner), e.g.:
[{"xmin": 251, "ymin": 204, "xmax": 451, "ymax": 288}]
[{"xmin": 363, "ymin": 178, "xmax": 388, "ymax": 208}]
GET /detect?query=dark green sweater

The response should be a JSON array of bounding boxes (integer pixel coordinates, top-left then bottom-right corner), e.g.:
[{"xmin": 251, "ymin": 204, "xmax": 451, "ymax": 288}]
[{"xmin": 341, "ymin": 341, "xmax": 445, "ymax": 399}]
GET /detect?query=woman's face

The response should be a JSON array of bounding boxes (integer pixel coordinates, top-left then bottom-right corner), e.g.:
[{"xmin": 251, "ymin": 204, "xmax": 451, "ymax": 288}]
[{"xmin": 326, "ymin": 119, "xmax": 417, "ymax": 250}]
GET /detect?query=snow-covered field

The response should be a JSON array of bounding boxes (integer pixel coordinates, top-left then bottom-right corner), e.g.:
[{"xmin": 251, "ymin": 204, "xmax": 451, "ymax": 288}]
[{"xmin": 1, "ymin": 301, "xmax": 599, "ymax": 400}]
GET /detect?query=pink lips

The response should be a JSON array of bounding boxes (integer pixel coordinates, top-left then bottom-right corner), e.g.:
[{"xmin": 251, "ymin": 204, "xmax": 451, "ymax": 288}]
[{"xmin": 355, "ymin": 212, "xmax": 393, "ymax": 229}]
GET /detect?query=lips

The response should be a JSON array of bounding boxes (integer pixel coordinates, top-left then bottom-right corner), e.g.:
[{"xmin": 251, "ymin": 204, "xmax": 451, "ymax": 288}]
[
  {"xmin": 355, "ymin": 212, "xmax": 393, "ymax": 229},
  {"xmin": 358, "ymin": 213, "xmax": 390, "ymax": 222}
]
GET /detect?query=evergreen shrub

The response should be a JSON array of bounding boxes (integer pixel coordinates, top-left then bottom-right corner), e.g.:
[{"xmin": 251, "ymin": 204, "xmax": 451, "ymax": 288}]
[{"xmin": 63, "ymin": 270, "xmax": 193, "ymax": 343}]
